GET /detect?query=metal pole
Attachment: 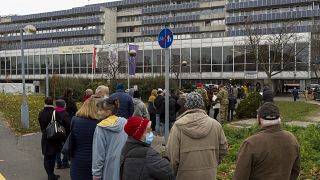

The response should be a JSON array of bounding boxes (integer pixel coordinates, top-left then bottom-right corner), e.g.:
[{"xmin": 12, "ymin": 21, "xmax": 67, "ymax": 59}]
[
  {"xmin": 126, "ymin": 44, "xmax": 130, "ymax": 89},
  {"xmin": 164, "ymin": 48, "xmax": 170, "ymax": 144},
  {"xmin": 20, "ymin": 29, "xmax": 29, "ymax": 129},
  {"xmin": 45, "ymin": 57, "xmax": 49, "ymax": 97}
]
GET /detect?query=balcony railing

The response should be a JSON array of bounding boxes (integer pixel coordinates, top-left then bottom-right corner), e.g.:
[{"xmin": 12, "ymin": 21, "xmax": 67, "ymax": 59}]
[
  {"xmin": 226, "ymin": 9, "xmax": 320, "ymax": 25},
  {"xmin": 226, "ymin": 0, "xmax": 312, "ymax": 11},
  {"xmin": 142, "ymin": 2, "xmax": 200, "ymax": 14},
  {"xmin": 142, "ymin": 15, "xmax": 200, "ymax": 25},
  {"xmin": 0, "ymin": 17, "xmax": 104, "ymax": 33},
  {"xmin": 141, "ymin": 26, "xmax": 199, "ymax": 36}
]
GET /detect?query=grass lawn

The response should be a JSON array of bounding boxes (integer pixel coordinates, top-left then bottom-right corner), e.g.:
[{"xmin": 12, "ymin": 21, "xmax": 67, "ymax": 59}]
[{"xmin": 275, "ymin": 101, "xmax": 320, "ymax": 122}]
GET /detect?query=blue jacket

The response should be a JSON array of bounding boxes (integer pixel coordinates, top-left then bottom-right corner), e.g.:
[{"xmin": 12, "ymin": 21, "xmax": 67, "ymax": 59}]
[
  {"xmin": 92, "ymin": 116, "xmax": 128, "ymax": 180},
  {"xmin": 110, "ymin": 89, "xmax": 134, "ymax": 119},
  {"xmin": 70, "ymin": 116, "xmax": 99, "ymax": 180}
]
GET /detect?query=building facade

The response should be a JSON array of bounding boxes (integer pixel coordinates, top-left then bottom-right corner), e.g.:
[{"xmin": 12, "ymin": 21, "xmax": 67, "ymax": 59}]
[{"xmin": 0, "ymin": 0, "xmax": 317, "ymax": 88}]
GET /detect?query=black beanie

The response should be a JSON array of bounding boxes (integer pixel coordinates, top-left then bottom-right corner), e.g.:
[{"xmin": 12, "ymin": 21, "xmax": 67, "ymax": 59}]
[
  {"xmin": 257, "ymin": 102, "xmax": 280, "ymax": 120},
  {"xmin": 133, "ymin": 91, "xmax": 140, "ymax": 98}
]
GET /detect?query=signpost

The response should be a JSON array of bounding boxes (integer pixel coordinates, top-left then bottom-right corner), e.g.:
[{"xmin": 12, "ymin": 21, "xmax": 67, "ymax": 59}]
[{"xmin": 158, "ymin": 28, "xmax": 173, "ymax": 143}]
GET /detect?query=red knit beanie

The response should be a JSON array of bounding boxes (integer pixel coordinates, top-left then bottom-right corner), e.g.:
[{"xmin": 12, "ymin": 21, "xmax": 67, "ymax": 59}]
[
  {"xmin": 124, "ymin": 116, "xmax": 150, "ymax": 140},
  {"xmin": 197, "ymin": 83, "xmax": 203, "ymax": 87}
]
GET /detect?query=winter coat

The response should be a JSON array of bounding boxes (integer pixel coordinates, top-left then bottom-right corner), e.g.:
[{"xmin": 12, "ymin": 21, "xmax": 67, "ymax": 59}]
[
  {"xmin": 195, "ymin": 87, "xmax": 209, "ymax": 107},
  {"xmin": 262, "ymin": 87, "xmax": 274, "ymax": 103},
  {"xmin": 154, "ymin": 95, "xmax": 164, "ymax": 115},
  {"xmin": 63, "ymin": 97, "xmax": 78, "ymax": 117},
  {"xmin": 217, "ymin": 88, "xmax": 229, "ymax": 105},
  {"xmin": 148, "ymin": 90, "xmax": 157, "ymax": 115},
  {"xmin": 38, "ymin": 106, "xmax": 63, "ymax": 156},
  {"xmin": 133, "ymin": 98, "xmax": 150, "ymax": 119},
  {"xmin": 92, "ymin": 116, "xmax": 127, "ymax": 180},
  {"xmin": 228, "ymin": 96, "xmax": 237, "ymax": 110},
  {"xmin": 234, "ymin": 125, "xmax": 300, "ymax": 180},
  {"xmin": 160, "ymin": 96, "xmax": 180, "ymax": 123},
  {"xmin": 292, "ymin": 89, "xmax": 299, "ymax": 98},
  {"xmin": 166, "ymin": 109, "xmax": 228, "ymax": 180},
  {"xmin": 55, "ymin": 107, "xmax": 71, "ymax": 137},
  {"xmin": 121, "ymin": 137, "xmax": 174, "ymax": 180},
  {"xmin": 70, "ymin": 116, "xmax": 99, "ymax": 180},
  {"xmin": 110, "ymin": 89, "xmax": 134, "ymax": 119}
]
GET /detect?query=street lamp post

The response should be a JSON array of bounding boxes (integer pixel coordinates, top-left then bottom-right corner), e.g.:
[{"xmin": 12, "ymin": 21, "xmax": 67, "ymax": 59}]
[
  {"xmin": 128, "ymin": 48, "xmax": 137, "ymax": 89},
  {"xmin": 20, "ymin": 25, "xmax": 36, "ymax": 129},
  {"xmin": 179, "ymin": 60, "xmax": 187, "ymax": 89},
  {"xmin": 45, "ymin": 57, "xmax": 50, "ymax": 97}
]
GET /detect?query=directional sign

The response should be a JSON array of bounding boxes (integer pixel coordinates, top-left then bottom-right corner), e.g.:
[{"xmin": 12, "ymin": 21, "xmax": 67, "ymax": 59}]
[{"xmin": 158, "ymin": 28, "xmax": 173, "ymax": 49}]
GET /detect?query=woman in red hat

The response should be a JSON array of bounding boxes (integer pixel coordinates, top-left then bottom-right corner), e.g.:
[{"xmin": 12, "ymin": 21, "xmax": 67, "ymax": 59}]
[{"xmin": 120, "ymin": 116, "xmax": 173, "ymax": 180}]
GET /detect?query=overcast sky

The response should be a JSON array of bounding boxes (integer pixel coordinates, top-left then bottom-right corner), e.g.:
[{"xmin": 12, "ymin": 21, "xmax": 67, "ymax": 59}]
[{"xmin": 0, "ymin": 0, "xmax": 116, "ymax": 16}]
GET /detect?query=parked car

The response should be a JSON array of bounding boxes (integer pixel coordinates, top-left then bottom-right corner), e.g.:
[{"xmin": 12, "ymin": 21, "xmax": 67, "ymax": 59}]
[{"xmin": 313, "ymin": 87, "xmax": 320, "ymax": 100}]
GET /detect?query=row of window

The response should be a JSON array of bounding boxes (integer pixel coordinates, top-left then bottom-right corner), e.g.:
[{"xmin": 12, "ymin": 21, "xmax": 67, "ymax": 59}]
[{"xmin": 0, "ymin": 44, "xmax": 309, "ymax": 76}]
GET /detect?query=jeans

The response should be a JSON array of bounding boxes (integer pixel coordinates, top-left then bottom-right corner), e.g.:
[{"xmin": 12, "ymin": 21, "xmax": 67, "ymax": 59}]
[
  {"xmin": 155, "ymin": 114, "xmax": 161, "ymax": 135},
  {"xmin": 56, "ymin": 152, "xmax": 69, "ymax": 167},
  {"xmin": 44, "ymin": 154, "xmax": 57, "ymax": 180},
  {"xmin": 227, "ymin": 109, "xmax": 234, "ymax": 122}
]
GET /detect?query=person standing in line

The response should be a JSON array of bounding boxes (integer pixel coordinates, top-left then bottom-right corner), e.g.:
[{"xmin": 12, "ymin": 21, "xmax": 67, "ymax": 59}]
[
  {"xmin": 69, "ymin": 96, "xmax": 101, "ymax": 180},
  {"xmin": 292, "ymin": 87, "xmax": 299, "ymax": 101},
  {"xmin": 212, "ymin": 88, "xmax": 220, "ymax": 119},
  {"xmin": 234, "ymin": 102, "xmax": 300, "ymax": 180},
  {"xmin": 132, "ymin": 90, "xmax": 150, "ymax": 119},
  {"xmin": 166, "ymin": 92, "xmax": 228, "ymax": 180},
  {"xmin": 195, "ymin": 83, "xmax": 209, "ymax": 114},
  {"xmin": 39, "ymin": 97, "xmax": 62, "ymax": 180},
  {"xmin": 305, "ymin": 88, "xmax": 309, "ymax": 101},
  {"xmin": 243, "ymin": 85, "xmax": 248, "ymax": 98},
  {"xmin": 227, "ymin": 94, "xmax": 237, "ymax": 122},
  {"xmin": 54, "ymin": 99, "xmax": 71, "ymax": 169},
  {"xmin": 154, "ymin": 89, "xmax": 164, "ymax": 135},
  {"xmin": 217, "ymin": 84, "xmax": 229, "ymax": 123},
  {"xmin": 262, "ymin": 86, "xmax": 274, "ymax": 103},
  {"xmin": 63, "ymin": 88, "xmax": 78, "ymax": 117},
  {"xmin": 148, "ymin": 89, "xmax": 158, "ymax": 131},
  {"xmin": 95, "ymin": 85, "xmax": 109, "ymax": 99},
  {"xmin": 92, "ymin": 98, "xmax": 128, "ymax": 180},
  {"xmin": 109, "ymin": 83, "xmax": 134, "ymax": 119},
  {"xmin": 160, "ymin": 93, "xmax": 180, "ymax": 131},
  {"xmin": 121, "ymin": 116, "xmax": 174, "ymax": 180},
  {"xmin": 176, "ymin": 92, "xmax": 187, "ymax": 117},
  {"xmin": 82, "ymin": 89, "xmax": 93, "ymax": 102}
]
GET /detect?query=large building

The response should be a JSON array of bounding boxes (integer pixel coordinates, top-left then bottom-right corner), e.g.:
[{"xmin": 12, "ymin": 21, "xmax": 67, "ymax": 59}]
[{"xmin": 0, "ymin": 0, "xmax": 318, "ymax": 89}]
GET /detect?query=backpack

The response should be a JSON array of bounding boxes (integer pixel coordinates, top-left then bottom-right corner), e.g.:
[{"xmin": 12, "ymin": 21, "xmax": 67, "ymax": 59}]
[{"xmin": 46, "ymin": 111, "xmax": 66, "ymax": 141}]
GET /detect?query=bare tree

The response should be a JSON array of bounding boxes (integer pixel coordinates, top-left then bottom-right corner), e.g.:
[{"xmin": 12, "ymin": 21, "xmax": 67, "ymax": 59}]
[
  {"xmin": 96, "ymin": 46, "xmax": 122, "ymax": 80},
  {"xmin": 311, "ymin": 30, "xmax": 320, "ymax": 84},
  {"xmin": 242, "ymin": 18, "xmax": 308, "ymax": 88},
  {"xmin": 171, "ymin": 54, "xmax": 181, "ymax": 84}
]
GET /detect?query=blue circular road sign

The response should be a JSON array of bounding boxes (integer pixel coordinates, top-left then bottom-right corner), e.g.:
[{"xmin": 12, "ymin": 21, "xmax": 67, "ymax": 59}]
[{"xmin": 158, "ymin": 28, "xmax": 173, "ymax": 49}]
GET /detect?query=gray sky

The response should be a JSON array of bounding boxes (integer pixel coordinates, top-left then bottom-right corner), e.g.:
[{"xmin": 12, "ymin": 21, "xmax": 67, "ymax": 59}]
[{"xmin": 0, "ymin": 0, "xmax": 116, "ymax": 16}]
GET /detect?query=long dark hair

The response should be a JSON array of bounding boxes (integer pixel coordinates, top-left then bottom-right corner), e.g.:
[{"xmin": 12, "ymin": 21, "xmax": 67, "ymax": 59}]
[
  {"xmin": 97, "ymin": 98, "xmax": 120, "ymax": 115},
  {"xmin": 64, "ymin": 88, "xmax": 73, "ymax": 101}
]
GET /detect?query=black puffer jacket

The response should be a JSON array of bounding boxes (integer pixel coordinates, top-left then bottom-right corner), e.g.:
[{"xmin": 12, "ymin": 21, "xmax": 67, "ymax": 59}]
[
  {"xmin": 121, "ymin": 137, "xmax": 174, "ymax": 180},
  {"xmin": 262, "ymin": 87, "xmax": 274, "ymax": 103}
]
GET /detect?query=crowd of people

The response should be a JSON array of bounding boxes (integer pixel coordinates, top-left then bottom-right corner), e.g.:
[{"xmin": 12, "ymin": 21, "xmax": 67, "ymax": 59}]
[{"xmin": 38, "ymin": 82, "xmax": 300, "ymax": 180}]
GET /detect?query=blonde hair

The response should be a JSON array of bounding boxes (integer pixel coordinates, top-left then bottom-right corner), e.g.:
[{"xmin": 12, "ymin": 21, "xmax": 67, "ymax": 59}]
[
  {"xmin": 76, "ymin": 95, "xmax": 100, "ymax": 120},
  {"xmin": 85, "ymin": 89, "xmax": 93, "ymax": 95},
  {"xmin": 95, "ymin": 85, "xmax": 109, "ymax": 96}
]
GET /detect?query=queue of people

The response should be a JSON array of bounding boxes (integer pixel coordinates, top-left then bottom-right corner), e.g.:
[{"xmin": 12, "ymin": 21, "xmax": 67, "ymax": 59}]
[{"xmin": 38, "ymin": 83, "xmax": 301, "ymax": 180}]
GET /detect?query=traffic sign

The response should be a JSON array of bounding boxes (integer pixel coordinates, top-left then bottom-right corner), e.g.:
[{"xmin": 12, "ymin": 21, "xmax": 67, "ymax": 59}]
[{"xmin": 158, "ymin": 28, "xmax": 173, "ymax": 49}]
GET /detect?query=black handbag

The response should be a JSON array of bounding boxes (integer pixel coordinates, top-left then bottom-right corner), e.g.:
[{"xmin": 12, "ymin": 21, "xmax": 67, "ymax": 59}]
[
  {"xmin": 62, "ymin": 132, "xmax": 72, "ymax": 157},
  {"xmin": 46, "ymin": 111, "xmax": 66, "ymax": 141}
]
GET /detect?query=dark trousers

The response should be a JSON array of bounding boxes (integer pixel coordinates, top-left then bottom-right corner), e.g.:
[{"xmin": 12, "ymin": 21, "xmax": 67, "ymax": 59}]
[
  {"xmin": 213, "ymin": 108, "xmax": 219, "ymax": 119},
  {"xmin": 44, "ymin": 154, "xmax": 57, "ymax": 180},
  {"xmin": 150, "ymin": 113, "xmax": 156, "ymax": 131},
  {"xmin": 227, "ymin": 109, "xmax": 234, "ymax": 121},
  {"xmin": 56, "ymin": 152, "xmax": 69, "ymax": 167}
]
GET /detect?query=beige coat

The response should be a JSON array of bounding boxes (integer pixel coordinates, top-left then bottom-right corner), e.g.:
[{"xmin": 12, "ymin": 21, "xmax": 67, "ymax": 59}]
[
  {"xmin": 166, "ymin": 109, "xmax": 228, "ymax": 180},
  {"xmin": 234, "ymin": 125, "xmax": 300, "ymax": 180}
]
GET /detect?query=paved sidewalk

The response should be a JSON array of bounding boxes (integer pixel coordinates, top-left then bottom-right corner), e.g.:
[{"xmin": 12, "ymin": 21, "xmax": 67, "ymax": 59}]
[{"xmin": 0, "ymin": 113, "xmax": 70, "ymax": 180}]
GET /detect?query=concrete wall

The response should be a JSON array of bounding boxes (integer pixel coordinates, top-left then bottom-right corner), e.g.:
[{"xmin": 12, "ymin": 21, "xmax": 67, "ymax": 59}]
[{"xmin": 104, "ymin": 8, "xmax": 117, "ymax": 44}]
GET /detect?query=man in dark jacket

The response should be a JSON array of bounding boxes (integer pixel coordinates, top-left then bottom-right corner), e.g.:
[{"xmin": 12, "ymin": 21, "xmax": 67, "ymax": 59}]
[
  {"xmin": 227, "ymin": 94, "xmax": 237, "ymax": 122},
  {"xmin": 160, "ymin": 95, "xmax": 180, "ymax": 130},
  {"xmin": 234, "ymin": 102, "xmax": 300, "ymax": 180},
  {"xmin": 154, "ymin": 89, "xmax": 164, "ymax": 135},
  {"xmin": 292, "ymin": 87, "xmax": 299, "ymax": 101},
  {"xmin": 38, "ymin": 97, "xmax": 61, "ymax": 180},
  {"xmin": 262, "ymin": 86, "xmax": 274, "ymax": 103},
  {"xmin": 121, "ymin": 116, "xmax": 173, "ymax": 180},
  {"xmin": 109, "ymin": 83, "xmax": 134, "ymax": 119}
]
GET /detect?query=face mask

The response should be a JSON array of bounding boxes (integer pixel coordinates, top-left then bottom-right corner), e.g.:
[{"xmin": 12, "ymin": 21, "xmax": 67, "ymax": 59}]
[{"xmin": 145, "ymin": 132, "xmax": 154, "ymax": 145}]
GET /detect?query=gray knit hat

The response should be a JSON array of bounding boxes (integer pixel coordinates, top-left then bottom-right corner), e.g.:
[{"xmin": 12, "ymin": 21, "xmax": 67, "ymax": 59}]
[
  {"xmin": 185, "ymin": 92, "xmax": 205, "ymax": 109},
  {"xmin": 257, "ymin": 102, "xmax": 280, "ymax": 120}
]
